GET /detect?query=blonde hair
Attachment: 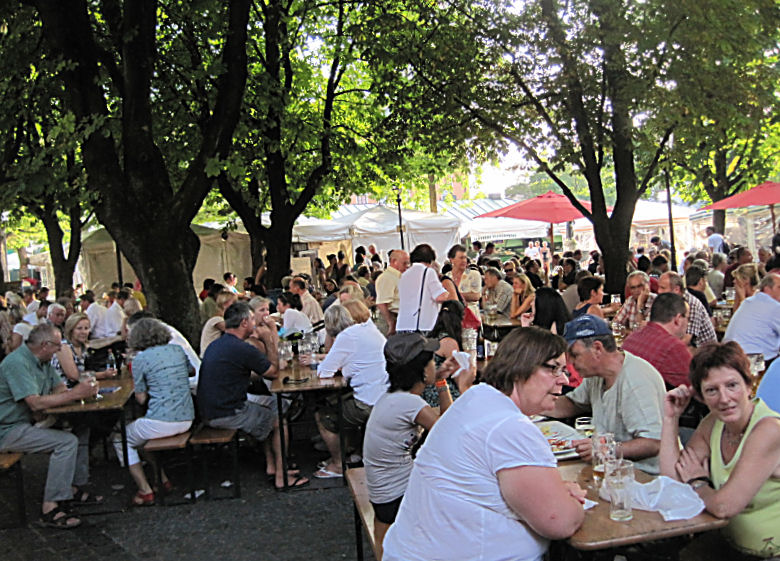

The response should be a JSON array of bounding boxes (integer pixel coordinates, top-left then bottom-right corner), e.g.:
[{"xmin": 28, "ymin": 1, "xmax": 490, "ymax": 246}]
[
  {"xmin": 216, "ymin": 290, "xmax": 237, "ymax": 310},
  {"xmin": 513, "ymin": 273, "xmax": 536, "ymax": 300},
  {"xmin": 734, "ymin": 263, "xmax": 760, "ymax": 287},
  {"xmin": 338, "ymin": 284, "xmax": 365, "ymax": 303},
  {"xmin": 64, "ymin": 312, "xmax": 90, "ymax": 345},
  {"xmin": 342, "ymin": 299, "xmax": 371, "ymax": 323},
  {"xmin": 123, "ymin": 297, "xmax": 143, "ymax": 316}
]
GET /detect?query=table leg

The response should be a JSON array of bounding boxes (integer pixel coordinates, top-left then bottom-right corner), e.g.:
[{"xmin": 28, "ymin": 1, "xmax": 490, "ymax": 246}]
[
  {"xmin": 338, "ymin": 388, "xmax": 347, "ymax": 485},
  {"xmin": 120, "ymin": 410, "xmax": 129, "ymax": 469},
  {"xmin": 276, "ymin": 392, "xmax": 289, "ymax": 490}
]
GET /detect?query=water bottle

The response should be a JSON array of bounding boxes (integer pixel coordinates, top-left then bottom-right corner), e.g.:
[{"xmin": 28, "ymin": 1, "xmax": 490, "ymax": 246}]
[{"xmin": 107, "ymin": 350, "xmax": 116, "ymax": 371}]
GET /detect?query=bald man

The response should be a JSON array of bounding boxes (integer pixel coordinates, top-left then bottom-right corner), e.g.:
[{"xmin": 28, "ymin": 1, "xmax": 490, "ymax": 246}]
[{"xmin": 375, "ymin": 250, "xmax": 410, "ymax": 335}]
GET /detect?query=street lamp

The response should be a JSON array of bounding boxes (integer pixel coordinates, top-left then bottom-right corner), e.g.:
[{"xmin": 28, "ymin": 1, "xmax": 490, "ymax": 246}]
[{"xmin": 392, "ymin": 185, "xmax": 405, "ymax": 249}]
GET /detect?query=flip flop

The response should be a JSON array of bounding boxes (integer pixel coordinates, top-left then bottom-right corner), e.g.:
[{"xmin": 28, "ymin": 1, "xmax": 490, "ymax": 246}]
[
  {"xmin": 39, "ymin": 506, "xmax": 82, "ymax": 529},
  {"xmin": 313, "ymin": 468, "xmax": 343, "ymax": 479},
  {"xmin": 68, "ymin": 487, "xmax": 105, "ymax": 507},
  {"xmin": 275, "ymin": 475, "xmax": 310, "ymax": 491}
]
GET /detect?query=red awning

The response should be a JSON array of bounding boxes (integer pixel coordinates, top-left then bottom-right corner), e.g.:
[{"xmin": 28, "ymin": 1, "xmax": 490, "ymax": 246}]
[
  {"xmin": 476, "ymin": 191, "xmax": 595, "ymax": 223},
  {"xmin": 702, "ymin": 182, "xmax": 780, "ymax": 210}
]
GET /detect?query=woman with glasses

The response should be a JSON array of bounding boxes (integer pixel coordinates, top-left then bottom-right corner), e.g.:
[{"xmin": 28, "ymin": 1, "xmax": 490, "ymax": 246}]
[{"xmin": 382, "ymin": 327, "xmax": 586, "ymax": 561}]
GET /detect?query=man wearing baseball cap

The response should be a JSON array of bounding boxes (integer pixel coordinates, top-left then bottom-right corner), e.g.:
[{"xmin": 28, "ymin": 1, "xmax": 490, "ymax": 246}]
[{"xmin": 544, "ymin": 314, "xmax": 666, "ymax": 474}]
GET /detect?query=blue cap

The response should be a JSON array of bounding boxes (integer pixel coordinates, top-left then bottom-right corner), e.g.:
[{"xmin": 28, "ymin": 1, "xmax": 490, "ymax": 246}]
[{"xmin": 563, "ymin": 315, "xmax": 612, "ymax": 345}]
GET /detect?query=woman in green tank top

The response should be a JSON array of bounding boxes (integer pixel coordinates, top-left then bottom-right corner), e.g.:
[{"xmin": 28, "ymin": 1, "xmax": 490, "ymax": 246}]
[{"xmin": 660, "ymin": 342, "xmax": 780, "ymax": 559}]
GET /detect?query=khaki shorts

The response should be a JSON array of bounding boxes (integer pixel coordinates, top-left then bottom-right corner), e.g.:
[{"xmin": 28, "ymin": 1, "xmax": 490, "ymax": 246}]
[{"xmin": 318, "ymin": 392, "xmax": 372, "ymax": 433}]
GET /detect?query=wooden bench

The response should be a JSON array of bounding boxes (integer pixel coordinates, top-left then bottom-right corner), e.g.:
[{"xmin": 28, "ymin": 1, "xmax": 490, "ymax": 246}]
[
  {"xmin": 143, "ymin": 431, "xmax": 194, "ymax": 506},
  {"xmin": 346, "ymin": 467, "xmax": 379, "ymax": 561},
  {"xmin": 0, "ymin": 452, "xmax": 25, "ymax": 527},
  {"xmin": 189, "ymin": 425, "xmax": 240, "ymax": 500}
]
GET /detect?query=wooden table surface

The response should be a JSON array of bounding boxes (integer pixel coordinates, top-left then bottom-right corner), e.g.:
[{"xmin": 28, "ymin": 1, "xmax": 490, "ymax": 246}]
[
  {"xmin": 558, "ymin": 462, "xmax": 728, "ymax": 551},
  {"xmin": 269, "ymin": 361, "xmax": 347, "ymax": 393},
  {"xmin": 86, "ymin": 335, "xmax": 124, "ymax": 350},
  {"xmin": 480, "ymin": 312, "xmax": 522, "ymax": 328},
  {"xmin": 44, "ymin": 377, "xmax": 135, "ymax": 415}
]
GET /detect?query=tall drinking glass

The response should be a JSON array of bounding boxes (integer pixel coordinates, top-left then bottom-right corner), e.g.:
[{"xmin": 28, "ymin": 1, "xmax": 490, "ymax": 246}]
[
  {"xmin": 605, "ymin": 459, "xmax": 634, "ymax": 521},
  {"xmin": 592, "ymin": 432, "xmax": 615, "ymax": 489}
]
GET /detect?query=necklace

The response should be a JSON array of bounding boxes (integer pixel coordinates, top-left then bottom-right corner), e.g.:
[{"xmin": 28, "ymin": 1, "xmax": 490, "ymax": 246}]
[{"xmin": 723, "ymin": 429, "xmax": 745, "ymax": 447}]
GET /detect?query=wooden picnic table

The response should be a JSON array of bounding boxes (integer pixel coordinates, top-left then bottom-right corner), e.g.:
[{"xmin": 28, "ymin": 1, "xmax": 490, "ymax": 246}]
[
  {"xmin": 44, "ymin": 376, "xmax": 135, "ymax": 468},
  {"xmin": 480, "ymin": 311, "xmax": 522, "ymax": 342},
  {"xmin": 270, "ymin": 360, "xmax": 348, "ymax": 489},
  {"xmin": 558, "ymin": 462, "xmax": 728, "ymax": 551},
  {"xmin": 86, "ymin": 335, "xmax": 124, "ymax": 350}
]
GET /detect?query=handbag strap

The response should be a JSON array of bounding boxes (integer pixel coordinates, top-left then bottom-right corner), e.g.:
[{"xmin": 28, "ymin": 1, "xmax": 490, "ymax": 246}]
[{"xmin": 416, "ymin": 266, "xmax": 428, "ymax": 332}]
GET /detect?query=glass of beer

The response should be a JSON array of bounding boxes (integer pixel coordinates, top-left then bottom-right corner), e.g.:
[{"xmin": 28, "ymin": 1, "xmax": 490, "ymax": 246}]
[
  {"xmin": 592, "ymin": 432, "xmax": 615, "ymax": 489},
  {"xmin": 605, "ymin": 459, "xmax": 634, "ymax": 521}
]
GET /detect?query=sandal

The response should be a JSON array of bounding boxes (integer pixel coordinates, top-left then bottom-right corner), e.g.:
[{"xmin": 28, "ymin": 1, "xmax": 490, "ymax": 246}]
[
  {"xmin": 39, "ymin": 506, "xmax": 82, "ymax": 529},
  {"xmin": 153, "ymin": 480, "xmax": 174, "ymax": 494},
  {"xmin": 68, "ymin": 486, "xmax": 105, "ymax": 507},
  {"xmin": 274, "ymin": 475, "xmax": 310, "ymax": 491},
  {"xmin": 313, "ymin": 467, "xmax": 343, "ymax": 479},
  {"xmin": 131, "ymin": 490, "xmax": 155, "ymax": 506}
]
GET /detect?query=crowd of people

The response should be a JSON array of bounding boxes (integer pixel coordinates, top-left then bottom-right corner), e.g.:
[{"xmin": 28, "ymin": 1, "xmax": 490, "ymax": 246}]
[{"xmin": 0, "ymin": 230, "xmax": 778, "ymax": 560}]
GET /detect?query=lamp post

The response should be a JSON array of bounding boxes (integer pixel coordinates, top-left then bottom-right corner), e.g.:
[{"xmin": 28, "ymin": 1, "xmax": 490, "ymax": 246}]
[{"xmin": 392, "ymin": 186, "xmax": 405, "ymax": 249}]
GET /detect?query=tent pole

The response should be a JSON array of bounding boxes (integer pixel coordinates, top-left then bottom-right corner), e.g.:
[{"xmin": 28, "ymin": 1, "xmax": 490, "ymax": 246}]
[
  {"xmin": 115, "ymin": 242, "xmax": 123, "ymax": 285},
  {"xmin": 770, "ymin": 204, "xmax": 777, "ymax": 232},
  {"xmin": 665, "ymin": 171, "xmax": 677, "ymax": 271}
]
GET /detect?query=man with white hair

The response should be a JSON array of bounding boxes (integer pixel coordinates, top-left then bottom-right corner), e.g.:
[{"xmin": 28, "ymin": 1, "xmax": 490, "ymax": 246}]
[
  {"xmin": 46, "ymin": 303, "xmax": 67, "ymax": 333},
  {"xmin": 724, "ymin": 273, "xmax": 780, "ymax": 363},
  {"xmin": 375, "ymin": 249, "xmax": 410, "ymax": 336},
  {"xmin": 613, "ymin": 271, "xmax": 656, "ymax": 329}
]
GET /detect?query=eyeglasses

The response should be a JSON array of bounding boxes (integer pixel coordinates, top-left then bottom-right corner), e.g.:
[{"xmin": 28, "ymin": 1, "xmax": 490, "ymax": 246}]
[
  {"xmin": 44, "ymin": 340, "xmax": 62, "ymax": 349},
  {"xmin": 541, "ymin": 362, "xmax": 568, "ymax": 378}
]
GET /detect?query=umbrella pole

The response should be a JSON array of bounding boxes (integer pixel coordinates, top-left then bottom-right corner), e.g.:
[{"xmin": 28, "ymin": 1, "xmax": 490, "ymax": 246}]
[
  {"xmin": 665, "ymin": 171, "xmax": 677, "ymax": 271},
  {"xmin": 549, "ymin": 223, "xmax": 555, "ymax": 253},
  {"xmin": 771, "ymin": 204, "xmax": 777, "ymax": 232}
]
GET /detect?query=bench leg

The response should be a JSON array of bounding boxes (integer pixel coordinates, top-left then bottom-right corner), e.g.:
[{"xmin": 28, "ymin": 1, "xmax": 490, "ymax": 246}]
[
  {"xmin": 155, "ymin": 452, "xmax": 166, "ymax": 507},
  {"xmin": 231, "ymin": 434, "xmax": 241, "ymax": 499},
  {"xmin": 200, "ymin": 445, "xmax": 210, "ymax": 500},
  {"xmin": 14, "ymin": 461, "xmax": 26, "ymax": 527},
  {"xmin": 353, "ymin": 503, "xmax": 364, "ymax": 561},
  {"xmin": 186, "ymin": 445, "xmax": 196, "ymax": 504}
]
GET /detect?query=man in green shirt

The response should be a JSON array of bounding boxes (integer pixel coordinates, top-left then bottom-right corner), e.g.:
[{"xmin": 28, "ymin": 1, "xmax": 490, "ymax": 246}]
[{"xmin": 0, "ymin": 323, "xmax": 98, "ymax": 529}]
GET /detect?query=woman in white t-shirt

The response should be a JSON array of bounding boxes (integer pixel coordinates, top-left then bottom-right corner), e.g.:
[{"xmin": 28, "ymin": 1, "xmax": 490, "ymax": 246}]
[
  {"xmin": 363, "ymin": 333, "xmax": 456, "ymax": 559},
  {"xmin": 276, "ymin": 291, "xmax": 312, "ymax": 334},
  {"xmin": 199, "ymin": 291, "xmax": 237, "ymax": 357},
  {"xmin": 383, "ymin": 327, "xmax": 586, "ymax": 561}
]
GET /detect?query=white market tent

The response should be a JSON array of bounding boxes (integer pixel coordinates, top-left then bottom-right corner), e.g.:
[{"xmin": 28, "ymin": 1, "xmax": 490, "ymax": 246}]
[
  {"xmin": 293, "ymin": 204, "xmax": 461, "ymax": 261},
  {"xmin": 80, "ymin": 225, "xmax": 252, "ymax": 295}
]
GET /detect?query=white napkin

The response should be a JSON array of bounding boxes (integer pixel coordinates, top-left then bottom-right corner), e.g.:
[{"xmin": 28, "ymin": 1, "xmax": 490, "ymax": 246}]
[
  {"xmin": 599, "ymin": 476, "xmax": 705, "ymax": 521},
  {"xmin": 451, "ymin": 350, "xmax": 472, "ymax": 378}
]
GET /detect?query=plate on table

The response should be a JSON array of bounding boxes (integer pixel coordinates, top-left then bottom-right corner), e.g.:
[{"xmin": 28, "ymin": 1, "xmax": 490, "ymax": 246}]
[{"xmin": 538, "ymin": 420, "xmax": 582, "ymax": 460}]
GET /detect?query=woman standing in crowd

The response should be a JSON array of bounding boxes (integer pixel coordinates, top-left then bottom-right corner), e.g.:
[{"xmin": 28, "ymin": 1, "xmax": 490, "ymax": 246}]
[
  {"xmin": 660, "ymin": 342, "xmax": 780, "ymax": 559},
  {"xmin": 120, "ymin": 318, "xmax": 195, "ymax": 506},
  {"xmin": 382, "ymin": 327, "xmax": 585, "ymax": 561},
  {"xmin": 364, "ymin": 333, "xmax": 454, "ymax": 560}
]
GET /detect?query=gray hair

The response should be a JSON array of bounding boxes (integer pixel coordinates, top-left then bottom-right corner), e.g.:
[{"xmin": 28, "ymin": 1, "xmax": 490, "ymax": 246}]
[
  {"xmin": 248, "ymin": 296, "xmax": 270, "ymax": 311},
  {"xmin": 47, "ymin": 303, "xmax": 66, "ymax": 316},
  {"xmin": 484, "ymin": 267, "xmax": 503, "ymax": 281},
  {"xmin": 576, "ymin": 333, "xmax": 618, "ymax": 353},
  {"xmin": 223, "ymin": 301, "xmax": 253, "ymax": 329},
  {"xmin": 324, "ymin": 304, "xmax": 354, "ymax": 338},
  {"xmin": 759, "ymin": 272, "xmax": 779, "ymax": 291},
  {"xmin": 692, "ymin": 259, "xmax": 709, "ymax": 271},
  {"xmin": 27, "ymin": 322, "xmax": 60, "ymax": 347},
  {"xmin": 711, "ymin": 252, "xmax": 727, "ymax": 269},
  {"xmin": 127, "ymin": 318, "xmax": 171, "ymax": 351},
  {"xmin": 626, "ymin": 270, "xmax": 649, "ymax": 286}
]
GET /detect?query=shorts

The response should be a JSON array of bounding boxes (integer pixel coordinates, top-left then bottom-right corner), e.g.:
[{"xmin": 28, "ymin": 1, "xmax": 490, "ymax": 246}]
[
  {"xmin": 207, "ymin": 400, "xmax": 277, "ymax": 441},
  {"xmin": 371, "ymin": 495, "xmax": 403, "ymax": 525},
  {"xmin": 317, "ymin": 392, "xmax": 372, "ymax": 434}
]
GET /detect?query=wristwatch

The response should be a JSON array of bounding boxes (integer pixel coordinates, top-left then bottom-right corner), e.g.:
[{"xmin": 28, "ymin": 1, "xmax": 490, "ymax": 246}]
[{"xmin": 687, "ymin": 476, "xmax": 712, "ymax": 490}]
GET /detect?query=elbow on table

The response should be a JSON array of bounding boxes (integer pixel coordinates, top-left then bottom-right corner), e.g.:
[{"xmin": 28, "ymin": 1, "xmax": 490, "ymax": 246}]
[
  {"xmin": 539, "ymin": 508, "xmax": 585, "ymax": 541},
  {"xmin": 706, "ymin": 496, "xmax": 740, "ymax": 520}
]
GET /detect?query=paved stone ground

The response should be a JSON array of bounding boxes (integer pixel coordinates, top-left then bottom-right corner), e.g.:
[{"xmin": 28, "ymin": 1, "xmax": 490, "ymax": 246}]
[{"xmin": 0, "ymin": 436, "xmax": 376, "ymax": 561}]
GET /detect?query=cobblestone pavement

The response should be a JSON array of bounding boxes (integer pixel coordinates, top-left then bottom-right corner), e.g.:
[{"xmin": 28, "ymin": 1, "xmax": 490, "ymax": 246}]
[{"xmin": 0, "ymin": 441, "xmax": 375, "ymax": 561}]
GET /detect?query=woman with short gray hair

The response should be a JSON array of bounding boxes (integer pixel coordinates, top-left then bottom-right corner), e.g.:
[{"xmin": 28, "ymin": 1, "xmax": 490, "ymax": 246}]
[{"xmin": 120, "ymin": 318, "xmax": 194, "ymax": 506}]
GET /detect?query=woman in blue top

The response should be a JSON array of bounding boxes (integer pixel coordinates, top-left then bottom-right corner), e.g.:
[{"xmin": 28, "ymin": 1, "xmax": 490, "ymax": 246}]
[{"xmin": 118, "ymin": 318, "xmax": 195, "ymax": 506}]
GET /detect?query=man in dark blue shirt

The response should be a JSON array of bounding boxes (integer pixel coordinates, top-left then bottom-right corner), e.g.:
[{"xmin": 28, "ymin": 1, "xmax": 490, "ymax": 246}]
[{"xmin": 198, "ymin": 302, "xmax": 308, "ymax": 489}]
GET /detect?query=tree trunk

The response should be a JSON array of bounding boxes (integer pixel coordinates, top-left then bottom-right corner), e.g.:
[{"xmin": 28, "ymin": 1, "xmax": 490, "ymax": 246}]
[
  {"xmin": 107, "ymin": 220, "xmax": 203, "ymax": 346},
  {"xmin": 262, "ymin": 221, "xmax": 294, "ymax": 290},
  {"xmin": 17, "ymin": 247, "xmax": 30, "ymax": 280},
  {"xmin": 36, "ymin": 201, "xmax": 83, "ymax": 297},
  {"xmin": 712, "ymin": 209, "xmax": 726, "ymax": 235}
]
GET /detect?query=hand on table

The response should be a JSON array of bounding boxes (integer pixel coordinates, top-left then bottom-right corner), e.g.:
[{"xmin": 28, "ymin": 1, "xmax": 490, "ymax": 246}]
[
  {"xmin": 97, "ymin": 368, "xmax": 117, "ymax": 379},
  {"xmin": 571, "ymin": 438, "xmax": 593, "ymax": 462},
  {"xmin": 675, "ymin": 446, "xmax": 709, "ymax": 483},
  {"xmin": 564, "ymin": 481, "xmax": 587, "ymax": 504},
  {"xmin": 71, "ymin": 379, "xmax": 98, "ymax": 400}
]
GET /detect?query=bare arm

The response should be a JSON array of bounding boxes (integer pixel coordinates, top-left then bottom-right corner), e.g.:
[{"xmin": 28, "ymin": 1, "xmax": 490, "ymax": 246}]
[
  {"xmin": 54, "ymin": 347, "xmax": 81, "ymax": 384},
  {"xmin": 24, "ymin": 382, "xmax": 96, "ymax": 411},
  {"xmin": 542, "ymin": 395, "xmax": 585, "ymax": 420},
  {"xmin": 441, "ymin": 278, "xmax": 459, "ymax": 302},
  {"xmin": 461, "ymin": 290, "xmax": 481, "ymax": 303},
  {"xmin": 135, "ymin": 391, "xmax": 149, "ymax": 406},
  {"xmin": 376, "ymin": 303, "xmax": 396, "ymax": 335},
  {"xmin": 498, "ymin": 466, "xmax": 585, "ymax": 540},
  {"xmin": 414, "ymin": 406, "xmax": 441, "ymax": 431}
]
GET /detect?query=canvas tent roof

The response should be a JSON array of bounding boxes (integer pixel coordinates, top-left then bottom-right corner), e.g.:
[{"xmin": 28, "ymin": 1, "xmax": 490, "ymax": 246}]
[
  {"xmin": 293, "ymin": 204, "xmax": 461, "ymax": 260},
  {"xmin": 80, "ymin": 224, "xmax": 251, "ymax": 295}
]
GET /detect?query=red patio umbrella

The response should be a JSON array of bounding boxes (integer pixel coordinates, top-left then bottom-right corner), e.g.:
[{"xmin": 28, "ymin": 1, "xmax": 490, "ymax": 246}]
[
  {"xmin": 702, "ymin": 181, "xmax": 780, "ymax": 230},
  {"xmin": 476, "ymin": 190, "xmax": 597, "ymax": 248}
]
